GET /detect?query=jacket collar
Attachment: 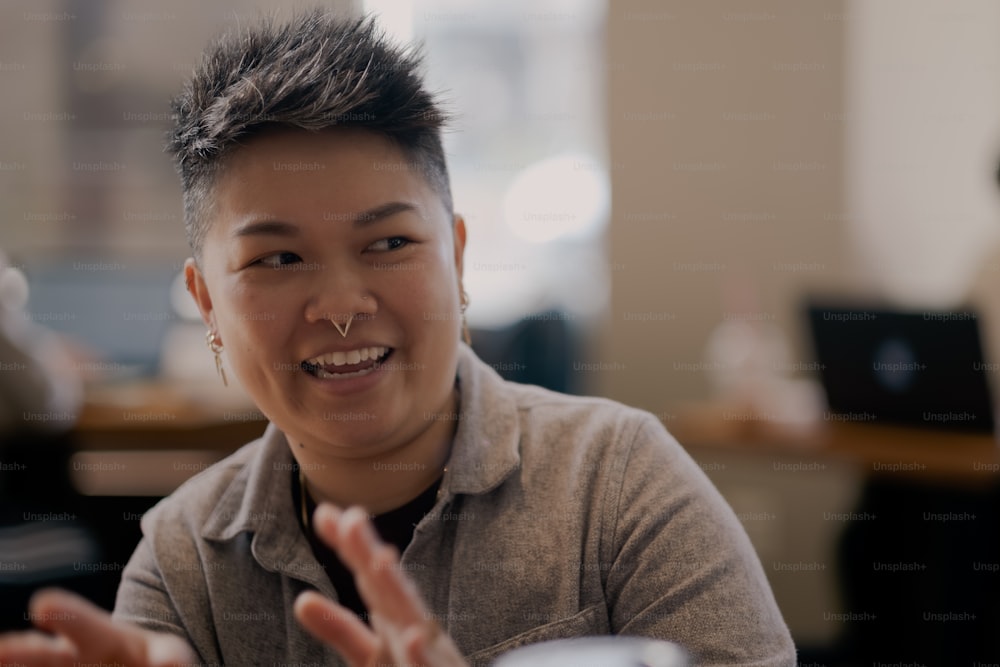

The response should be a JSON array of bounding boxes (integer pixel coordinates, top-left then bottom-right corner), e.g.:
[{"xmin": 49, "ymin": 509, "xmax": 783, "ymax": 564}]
[
  {"xmin": 443, "ymin": 343, "xmax": 522, "ymax": 496},
  {"xmin": 201, "ymin": 423, "xmax": 296, "ymax": 543},
  {"xmin": 200, "ymin": 344, "xmax": 522, "ymax": 548}
]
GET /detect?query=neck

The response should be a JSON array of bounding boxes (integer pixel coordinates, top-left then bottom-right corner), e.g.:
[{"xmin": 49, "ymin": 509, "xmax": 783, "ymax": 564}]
[{"xmin": 292, "ymin": 388, "xmax": 458, "ymax": 516}]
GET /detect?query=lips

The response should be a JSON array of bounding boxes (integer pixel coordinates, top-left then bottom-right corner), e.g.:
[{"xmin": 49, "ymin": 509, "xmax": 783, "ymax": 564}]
[{"xmin": 301, "ymin": 345, "xmax": 393, "ymax": 379}]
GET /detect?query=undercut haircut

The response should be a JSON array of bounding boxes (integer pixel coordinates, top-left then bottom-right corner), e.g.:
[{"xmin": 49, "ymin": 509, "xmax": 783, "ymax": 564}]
[{"xmin": 167, "ymin": 10, "xmax": 453, "ymax": 261}]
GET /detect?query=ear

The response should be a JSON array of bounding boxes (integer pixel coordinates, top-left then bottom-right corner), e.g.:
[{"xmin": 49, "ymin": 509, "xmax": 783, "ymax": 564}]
[
  {"xmin": 184, "ymin": 258, "xmax": 216, "ymax": 332},
  {"xmin": 452, "ymin": 213, "xmax": 467, "ymax": 281}
]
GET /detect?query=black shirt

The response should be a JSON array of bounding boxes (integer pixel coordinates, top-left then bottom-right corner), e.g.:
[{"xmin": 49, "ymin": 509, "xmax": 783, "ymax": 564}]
[{"xmin": 291, "ymin": 470, "xmax": 442, "ymax": 622}]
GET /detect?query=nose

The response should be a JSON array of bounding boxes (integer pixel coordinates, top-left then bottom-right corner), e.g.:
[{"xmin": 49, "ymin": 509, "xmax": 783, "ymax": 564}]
[{"xmin": 303, "ymin": 263, "xmax": 378, "ymax": 328}]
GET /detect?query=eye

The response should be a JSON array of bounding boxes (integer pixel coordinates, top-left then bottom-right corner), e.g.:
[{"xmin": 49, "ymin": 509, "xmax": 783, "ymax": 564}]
[
  {"xmin": 253, "ymin": 252, "xmax": 302, "ymax": 268},
  {"xmin": 367, "ymin": 237, "xmax": 411, "ymax": 252}
]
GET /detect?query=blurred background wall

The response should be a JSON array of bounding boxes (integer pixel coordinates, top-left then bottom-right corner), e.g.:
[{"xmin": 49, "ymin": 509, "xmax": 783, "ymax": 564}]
[
  {"xmin": 3, "ymin": 0, "xmax": 999, "ymax": 399},
  {"xmin": 604, "ymin": 0, "xmax": 1000, "ymax": 413}
]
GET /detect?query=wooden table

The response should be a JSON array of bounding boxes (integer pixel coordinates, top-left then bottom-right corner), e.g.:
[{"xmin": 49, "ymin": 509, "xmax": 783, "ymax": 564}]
[
  {"xmin": 70, "ymin": 379, "xmax": 268, "ymax": 495},
  {"xmin": 670, "ymin": 402, "xmax": 1000, "ymax": 488}
]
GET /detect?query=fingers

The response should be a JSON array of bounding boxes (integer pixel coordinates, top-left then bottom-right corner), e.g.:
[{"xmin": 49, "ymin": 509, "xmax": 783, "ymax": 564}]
[
  {"xmin": 315, "ymin": 502, "xmax": 427, "ymax": 625},
  {"xmin": 293, "ymin": 590, "xmax": 378, "ymax": 667},
  {"xmin": 28, "ymin": 588, "xmax": 142, "ymax": 660},
  {"xmin": 304, "ymin": 503, "xmax": 468, "ymax": 667},
  {"xmin": 145, "ymin": 632, "xmax": 201, "ymax": 667},
  {"xmin": 24, "ymin": 589, "xmax": 197, "ymax": 667},
  {"xmin": 400, "ymin": 619, "xmax": 468, "ymax": 667},
  {"xmin": 336, "ymin": 506, "xmax": 429, "ymax": 628},
  {"xmin": 0, "ymin": 588, "xmax": 148, "ymax": 667},
  {"xmin": 311, "ymin": 503, "xmax": 343, "ymax": 551},
  {"xmin": 0, "ymin": 630, "xmax": 76, "ymax": 667}
]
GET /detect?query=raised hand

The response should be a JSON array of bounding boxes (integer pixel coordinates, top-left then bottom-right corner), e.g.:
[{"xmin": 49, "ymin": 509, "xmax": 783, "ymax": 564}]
[{"xmin": 294, "ymin": 505, "xmax": 468, "ymax": 667}]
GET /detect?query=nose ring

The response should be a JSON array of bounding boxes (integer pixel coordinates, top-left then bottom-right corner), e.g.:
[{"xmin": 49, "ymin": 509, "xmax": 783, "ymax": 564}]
[{"xmin": 331, "ymin": 313, "xmax": 354, "ymax": 338}]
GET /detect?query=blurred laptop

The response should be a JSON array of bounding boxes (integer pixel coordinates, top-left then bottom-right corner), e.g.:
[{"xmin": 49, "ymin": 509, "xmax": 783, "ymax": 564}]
[
  {"xmin": 24, "ymin": 263, "xmax": 179, "ymax": 378},
  {"xmin": 805, "ymin": 301, "xmax": 995, "ymax": 434}
]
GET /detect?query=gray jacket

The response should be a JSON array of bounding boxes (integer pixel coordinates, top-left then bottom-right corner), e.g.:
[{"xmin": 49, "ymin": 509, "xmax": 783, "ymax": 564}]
[{"xmin": 113, "ymin": 345, "xmax": 796, "ymax": 666}]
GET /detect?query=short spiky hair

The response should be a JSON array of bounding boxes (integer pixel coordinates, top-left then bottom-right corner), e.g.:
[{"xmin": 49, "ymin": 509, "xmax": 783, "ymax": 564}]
[{"xmin": 168, "ymin": 10, "xmax": 452, "ymax": 260}]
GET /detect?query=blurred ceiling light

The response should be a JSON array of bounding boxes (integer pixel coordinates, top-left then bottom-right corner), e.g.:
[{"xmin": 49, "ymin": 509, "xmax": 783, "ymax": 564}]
[{"xmin": 502, "ymin": 153, "xmax": 610, "ymax": 244}]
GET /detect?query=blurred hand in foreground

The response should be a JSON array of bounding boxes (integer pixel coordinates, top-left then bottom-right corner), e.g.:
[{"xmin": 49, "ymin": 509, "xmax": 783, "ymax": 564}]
[
  {"xmin": 295, "ymin": 504, "xmax": 469, "ymax": 667},
  {"xmin": 0, "ymin": 588, "xmax": 197, "ymax": 666},
  {"xmin": 0, "ymin": 505, "xmax": 470, "ymax": 667}
]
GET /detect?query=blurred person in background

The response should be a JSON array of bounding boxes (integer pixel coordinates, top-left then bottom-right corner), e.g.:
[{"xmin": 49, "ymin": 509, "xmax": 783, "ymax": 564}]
[
  {"xmin": 0, "ymin": 11, "xmax": 795, "ymax": 667},
  {"xmin": 0, "ymin": 246, "xmax": 83, "ymax": 505},
  {"xmin": 0, "ymin": 249, "xmax": 81, "ymax": 434},
  {"xmin": 0, "ymin": 249, "xmax": 98, "ymax": 628}
]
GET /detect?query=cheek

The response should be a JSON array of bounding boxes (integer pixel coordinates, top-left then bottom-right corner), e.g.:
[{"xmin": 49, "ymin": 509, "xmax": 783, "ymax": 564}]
[
  {"xmin": 421, "ymin": 240, "xmax": 460, "ymax": 302},
  {"xmin": 399, "ymin": 268, "xmax": 457, "ymax": 324},
  {"xmin": 378, "ymin": 246, "xmax": 457, "ymax": 311},
  {"xmin": 218, "ymin": 281, "xmax": 294, "ymax": 353}
]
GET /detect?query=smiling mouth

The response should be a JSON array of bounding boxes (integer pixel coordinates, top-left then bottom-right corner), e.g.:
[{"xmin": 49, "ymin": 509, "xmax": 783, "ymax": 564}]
[{"xmin": 300, "ymin": 346, "xmax": 393, "ymax": 380}]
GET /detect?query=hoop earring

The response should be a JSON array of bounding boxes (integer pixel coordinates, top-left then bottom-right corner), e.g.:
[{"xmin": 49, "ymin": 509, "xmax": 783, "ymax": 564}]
[
  {"xmin": 460, "ymin": 290, "xmax": 472, "ymax": 346},
  {"xmin": 206, "ymin": 330, "xmax": 228, "ymax": 387}
]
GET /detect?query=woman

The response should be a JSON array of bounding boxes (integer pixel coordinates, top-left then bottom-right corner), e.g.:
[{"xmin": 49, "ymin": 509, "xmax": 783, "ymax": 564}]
[{"xmin": 0, "ymin": 11, "xmax": 795, "ymax": 667}]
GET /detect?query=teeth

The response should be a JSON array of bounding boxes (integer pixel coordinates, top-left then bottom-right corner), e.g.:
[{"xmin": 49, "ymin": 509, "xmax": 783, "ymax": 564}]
[
  {"xmin": 305, "ymin": 346, "xmax": 387, "ymax": 368},
  {"xmin": 315, "ymin": 365, "xmax": 376, "ymax": 380}
]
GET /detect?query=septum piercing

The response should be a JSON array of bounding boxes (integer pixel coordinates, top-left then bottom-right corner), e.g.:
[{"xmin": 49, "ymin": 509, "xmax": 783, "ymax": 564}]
[{"xmin": 331, "ymin": 313, "xmax": 354, "ymax": 338}]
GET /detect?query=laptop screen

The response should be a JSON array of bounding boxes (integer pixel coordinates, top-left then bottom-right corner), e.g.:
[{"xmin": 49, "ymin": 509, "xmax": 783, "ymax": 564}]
[{"xmin": 806, "ymin": 303, "xmax": 995, "ymax": 434}]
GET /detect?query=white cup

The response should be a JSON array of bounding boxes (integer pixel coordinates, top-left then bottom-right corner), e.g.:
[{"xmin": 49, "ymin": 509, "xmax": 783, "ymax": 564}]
[{"xmin": 492, "ymin": 637, "xmax": 689, "ymax": 667}]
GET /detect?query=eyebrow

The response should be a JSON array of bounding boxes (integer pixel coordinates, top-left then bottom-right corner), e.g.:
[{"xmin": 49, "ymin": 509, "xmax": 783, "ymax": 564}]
[{"xmin": 232, "ymin": 201, "xmax": 419, "ymax": 238}]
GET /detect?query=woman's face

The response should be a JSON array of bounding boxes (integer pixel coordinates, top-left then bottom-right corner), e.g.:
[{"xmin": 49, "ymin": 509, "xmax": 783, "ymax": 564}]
[{"xmin": 186, "ymin": 127, "xmax": 466, "ymax": 459}]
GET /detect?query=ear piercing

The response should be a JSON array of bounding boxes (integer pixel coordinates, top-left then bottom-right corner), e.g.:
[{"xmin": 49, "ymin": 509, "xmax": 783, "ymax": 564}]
[
  {"xmin": 206, "ymin": 330, "xmax": 228, "ymax": 386},
  {"xmin": 460, "ymin": 289, "xmax": 471, "ymax": 346}
]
